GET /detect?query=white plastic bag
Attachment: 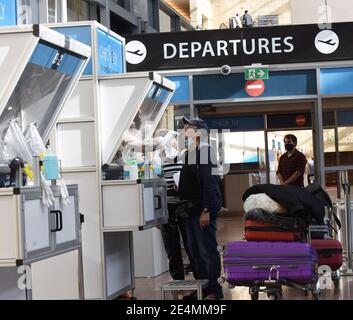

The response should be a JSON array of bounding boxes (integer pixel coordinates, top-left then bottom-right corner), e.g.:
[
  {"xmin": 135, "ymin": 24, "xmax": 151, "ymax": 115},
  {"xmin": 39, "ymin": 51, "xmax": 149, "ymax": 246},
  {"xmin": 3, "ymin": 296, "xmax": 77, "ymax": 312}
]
[
  {"xmin": 243, "ymin": 193, "xmax": 287, "ymax": 214},
  {"xmin": 25, "ymin": 122, "xmax": 46, "ymax": 156},
  {"xmin": 3, "ymin": 120, "xmax": 33, "ymax": 166}
]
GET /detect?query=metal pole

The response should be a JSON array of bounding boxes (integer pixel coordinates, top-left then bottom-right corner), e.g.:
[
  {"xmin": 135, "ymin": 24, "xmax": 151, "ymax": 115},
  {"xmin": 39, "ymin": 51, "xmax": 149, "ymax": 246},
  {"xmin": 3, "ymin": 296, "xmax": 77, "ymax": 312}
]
[
  {"xmin": 32, "ymin": 156, "xmax": 41, "ymax": 188},
  {"xmin": 340, "ymin": 170, "xmax": 353, "ymax": 275}
]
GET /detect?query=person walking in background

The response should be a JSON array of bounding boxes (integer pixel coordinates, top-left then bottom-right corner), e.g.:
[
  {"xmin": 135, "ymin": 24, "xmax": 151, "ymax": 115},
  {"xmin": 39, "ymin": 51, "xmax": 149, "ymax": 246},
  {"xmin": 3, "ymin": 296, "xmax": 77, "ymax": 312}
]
[
  {"xmin": 160, "ymin": 156, "xmax": 194, "ymax": 282},
  {"xmin": 277, "ymin": 134, "xmax": 307, "ymax": 188},
  {"xmin": 243, "ymin": 10, "xmax": 253, "ymax": 27},
  {"xmin": 235, "ymin": 13, "xmax": 242, "ymax": 28}
]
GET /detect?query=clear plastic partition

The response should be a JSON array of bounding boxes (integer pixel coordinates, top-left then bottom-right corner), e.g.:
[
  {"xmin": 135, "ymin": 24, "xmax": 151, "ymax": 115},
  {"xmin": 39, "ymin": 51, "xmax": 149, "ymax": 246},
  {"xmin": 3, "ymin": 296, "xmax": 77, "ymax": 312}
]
[
  {"xmin": 0, "ymin": 41, "xmax": 85, "ymax": 142},
  {"xmin": 103, "ymin": 82, "xmax": 174, "ymax": 181}
]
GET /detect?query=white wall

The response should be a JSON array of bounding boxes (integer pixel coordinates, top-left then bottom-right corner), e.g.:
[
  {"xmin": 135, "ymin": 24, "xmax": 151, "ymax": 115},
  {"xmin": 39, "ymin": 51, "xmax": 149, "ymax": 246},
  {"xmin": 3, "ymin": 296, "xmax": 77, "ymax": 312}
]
[{"xmin": 291, "ymin": 0, "xmax": 353, "ymax": 25}]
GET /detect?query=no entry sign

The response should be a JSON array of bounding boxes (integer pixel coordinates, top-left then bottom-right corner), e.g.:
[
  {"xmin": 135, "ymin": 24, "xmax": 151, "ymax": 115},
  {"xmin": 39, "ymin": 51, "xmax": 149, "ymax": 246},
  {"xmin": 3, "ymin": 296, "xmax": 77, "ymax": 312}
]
[{"xmin": 245, "ymin": 80, "xmax": 265, "ymax": 97}]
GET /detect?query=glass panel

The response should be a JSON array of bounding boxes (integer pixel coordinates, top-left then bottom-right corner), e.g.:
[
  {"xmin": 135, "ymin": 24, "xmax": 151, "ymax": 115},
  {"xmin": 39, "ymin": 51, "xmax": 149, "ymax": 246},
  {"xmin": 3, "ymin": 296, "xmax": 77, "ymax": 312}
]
[
  {"xmin": 17, "ymin": 0, "xmax": 39, "ymax": 24},
  {"xmin": 224, "ymin": 131, "xmax": 265, "ymax": 165},
  {"xmin": 48, "ymin": 0, "xmax": 57, "ymax": 23},
  {"xmin": 159, "ymin": 9, "xmax": 171, "ymax": 32},
  {"xmin": 267, "ymin": 130, "xmax": 312, "ymax": 185},
  {"xmin": 338, "ymin": 127, "xmax": 353, "ymax": 165},
  {"xmin": 67, "ymin": 0, "xmax": 90, "ymax": 22},
  {"xmin": 0, "ymin": 41, "xmax": 85, "ymax": 140},
  {"xmin": 107, "ymin": 84, "xmax": 173, "ymax": 180},
  {"xmin": 324, "ymin": 128, "xmax": 337, "ymax": 188}
]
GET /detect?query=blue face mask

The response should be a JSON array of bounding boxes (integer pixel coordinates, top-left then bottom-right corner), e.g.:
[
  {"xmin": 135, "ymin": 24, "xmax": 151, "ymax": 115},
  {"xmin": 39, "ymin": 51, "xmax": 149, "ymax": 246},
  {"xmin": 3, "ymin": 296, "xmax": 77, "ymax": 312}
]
[{"xmin": 187, "ymin": 138, "xmax": 194, "ymax": 147}]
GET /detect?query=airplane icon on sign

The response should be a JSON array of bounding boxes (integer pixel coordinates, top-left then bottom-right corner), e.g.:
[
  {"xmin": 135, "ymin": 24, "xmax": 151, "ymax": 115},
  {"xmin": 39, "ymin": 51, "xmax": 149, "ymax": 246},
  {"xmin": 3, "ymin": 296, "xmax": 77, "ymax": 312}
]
[
  {"xmin": 127, "ymin": 50, "xmax": 144, "ymax": 56},
  {"xmin": 318, "ymin": 39, "xmax": 336, "ymax": 46}
]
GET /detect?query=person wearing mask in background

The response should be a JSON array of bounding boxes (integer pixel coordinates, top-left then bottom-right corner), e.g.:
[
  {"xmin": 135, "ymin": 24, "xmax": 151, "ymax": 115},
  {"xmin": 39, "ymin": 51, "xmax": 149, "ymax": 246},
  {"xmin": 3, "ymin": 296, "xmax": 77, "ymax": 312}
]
[
  {"xmin": 178, "ymin": 117, "xmax": 223, "ymax": 300},
  {"xmin": 277, "ymin": 134, "xmax": 307, "ymax": 188},
  {"xmin": 243, "ymin": 10, "xmax": 253, "ymax": 27},
  {"xmin": 160, "ymin": 150, "xmax": 194, "ymax": 284}
]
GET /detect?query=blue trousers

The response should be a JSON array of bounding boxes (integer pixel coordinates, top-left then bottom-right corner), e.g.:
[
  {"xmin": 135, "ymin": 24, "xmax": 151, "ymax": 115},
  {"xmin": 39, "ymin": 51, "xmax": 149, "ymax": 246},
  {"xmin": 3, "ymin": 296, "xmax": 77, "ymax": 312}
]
[{"xmin": 186, "ymin": 212, "xmax": 223, "ymax": 297}]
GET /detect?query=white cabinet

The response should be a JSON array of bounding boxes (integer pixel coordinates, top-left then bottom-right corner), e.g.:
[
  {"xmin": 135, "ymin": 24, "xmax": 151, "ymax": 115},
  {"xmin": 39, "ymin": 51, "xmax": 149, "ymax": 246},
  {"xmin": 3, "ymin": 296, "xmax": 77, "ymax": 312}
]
[
  {"xmin": 102, "ymin": 179, "xmax": 168, "ymax": 231},
  {"xmin": 23, "ymin": 197, "xmax": 52, "ymax": 256},
  {"xmin": 0, "ymin": 185, "xmax": 81, "ymax": 267}
]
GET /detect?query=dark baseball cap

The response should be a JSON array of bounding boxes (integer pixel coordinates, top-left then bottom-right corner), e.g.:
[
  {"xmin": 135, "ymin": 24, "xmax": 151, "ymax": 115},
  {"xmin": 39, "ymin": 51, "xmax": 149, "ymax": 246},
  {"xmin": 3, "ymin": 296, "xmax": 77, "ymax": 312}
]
[{"xmin": 182, "ymin": 116, "xmax": 209, "ymax": 132}]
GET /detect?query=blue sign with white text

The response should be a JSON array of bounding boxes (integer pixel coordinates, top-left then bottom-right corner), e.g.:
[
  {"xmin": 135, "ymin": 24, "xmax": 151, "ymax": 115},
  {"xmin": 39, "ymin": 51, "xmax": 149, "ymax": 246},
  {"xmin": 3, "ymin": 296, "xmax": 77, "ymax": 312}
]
[
  {"xmin": 0, "ymin": 0, "xmax": 17, "ymax": 26},
  {"xmin": 97, "ymin": 28, "xmax": 124, "ymax": 75}
]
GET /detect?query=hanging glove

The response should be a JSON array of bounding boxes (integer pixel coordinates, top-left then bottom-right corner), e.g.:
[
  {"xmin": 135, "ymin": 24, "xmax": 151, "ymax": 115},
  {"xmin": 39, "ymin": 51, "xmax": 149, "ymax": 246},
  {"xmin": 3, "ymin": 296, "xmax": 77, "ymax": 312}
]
[
  {"xmin": 40, "ymin": 172, "xmax": 54, "ymax": 207},
  {"xmin": 57, "ymin": 178, "xmax": 70, "ymax": 206}
]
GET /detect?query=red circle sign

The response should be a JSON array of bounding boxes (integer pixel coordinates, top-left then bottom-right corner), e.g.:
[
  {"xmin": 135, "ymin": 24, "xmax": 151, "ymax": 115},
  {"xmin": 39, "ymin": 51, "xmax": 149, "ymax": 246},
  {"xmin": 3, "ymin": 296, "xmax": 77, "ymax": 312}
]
[
  {"xmin": 245, "ymin": 80, "xmax": 265, "ymax": 97},
  {"xmin": 295, "ymin": 115, "xmax": 307, "ymax": 126}
]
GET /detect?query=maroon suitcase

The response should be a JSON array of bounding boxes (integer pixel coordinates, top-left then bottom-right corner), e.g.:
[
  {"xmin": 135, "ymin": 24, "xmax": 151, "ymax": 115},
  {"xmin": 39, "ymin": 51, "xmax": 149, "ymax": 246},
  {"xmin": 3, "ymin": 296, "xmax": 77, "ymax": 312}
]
[
  {"xmin": 222, "ymin": 241, "xmax": 318, "ymax": 285},
  {"xmin": 311, "ymin": 239, "xmax": 343, "ymax": 271}
]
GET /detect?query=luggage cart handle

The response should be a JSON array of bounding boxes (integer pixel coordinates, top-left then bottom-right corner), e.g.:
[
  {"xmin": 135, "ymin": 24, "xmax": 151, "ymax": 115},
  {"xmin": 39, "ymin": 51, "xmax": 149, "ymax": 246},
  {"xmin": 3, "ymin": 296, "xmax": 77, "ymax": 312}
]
[{"xmin": 269, "ymin": 265, "xmax": 280, "ymax": 281}]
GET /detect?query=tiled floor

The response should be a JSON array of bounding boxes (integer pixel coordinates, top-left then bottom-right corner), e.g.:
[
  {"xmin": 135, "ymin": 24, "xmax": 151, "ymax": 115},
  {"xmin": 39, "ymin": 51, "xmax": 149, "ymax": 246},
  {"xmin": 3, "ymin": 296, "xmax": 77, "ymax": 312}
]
[{"xmin": 133, "ymin": 216, "xmax": 353, "ymax": 300}]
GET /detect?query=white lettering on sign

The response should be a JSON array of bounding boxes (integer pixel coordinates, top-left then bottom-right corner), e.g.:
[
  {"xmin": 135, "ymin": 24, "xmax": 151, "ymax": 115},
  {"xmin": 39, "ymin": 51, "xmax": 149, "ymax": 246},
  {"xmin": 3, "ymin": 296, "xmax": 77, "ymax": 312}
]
[
  {"xmin": 164, "ymin": 43, "xmax": 177, "ymax": 59},
  {"xmin": 0, "ymin": 3, "xmax": 5, "ymax": 21},
  {"xmin": 100, "ymin": 45, "xmax": 118, "ymax": 67},
  {"xmin": 284, "ymin": 36, "xmax": 294, "ymax": 53},
  {"xmin": 162, "ymin": 36, "xmax": 295, "ymax": 60},
  {"xmin": 258, "ymin": 38, "xmax": 270, "ymax": 54},
  {"xmin": 243, "ymin": 38, "xmax": 256, "ymax": 55},
  {"xmin": 191, "ymin": 42, "xmax": 202, "ymax": 57},
  {"xmin": 179, "ymin": 42, "xmax": 189, "ymax": 58},
  {"xmin": 229, "ymin": 39, "xmax": 241, "ymax": 55},
  {"xmin": 272, "ymin": 37, "xmax": 283, "ymax": 53}
]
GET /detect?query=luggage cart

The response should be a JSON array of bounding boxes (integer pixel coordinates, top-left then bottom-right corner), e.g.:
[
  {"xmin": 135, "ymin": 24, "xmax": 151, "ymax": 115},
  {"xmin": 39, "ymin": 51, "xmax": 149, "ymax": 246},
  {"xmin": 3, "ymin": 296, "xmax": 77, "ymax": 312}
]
[
  {"xmin": 218, "ymin": 269, "xmax": 320, "ymax": 300},
  {"xmin": 307, "ymin": 223, "xmax": 342, "ymax": 288},
  {"xmin": 217, "ymin": 244, "xmax": 320, "ymax": 300}
]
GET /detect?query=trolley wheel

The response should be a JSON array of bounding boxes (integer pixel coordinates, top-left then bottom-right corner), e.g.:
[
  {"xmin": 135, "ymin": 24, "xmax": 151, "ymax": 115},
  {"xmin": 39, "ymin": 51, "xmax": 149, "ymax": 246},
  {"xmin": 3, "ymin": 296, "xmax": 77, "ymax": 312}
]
[
  {"xmin": 250, "ymin": 292, "xmax": 259, "ymax": 300},
  {"xmin": 217, "ymin": 244, "xmax": 225, "ymax": 253},
  {"xmin": 333, "ymin": 277, "xmax": 340, "ymax": 288},
  {"xmin": 217, "ymin": 277, "xmax": 225, "ymax": 285},
  {"xmin": 312, "ymin": 292, "xmax": 320, "ymax": 300},
  {"xmin": 267, "ymin": 292, "xmax": 283, "ymax": 300}
]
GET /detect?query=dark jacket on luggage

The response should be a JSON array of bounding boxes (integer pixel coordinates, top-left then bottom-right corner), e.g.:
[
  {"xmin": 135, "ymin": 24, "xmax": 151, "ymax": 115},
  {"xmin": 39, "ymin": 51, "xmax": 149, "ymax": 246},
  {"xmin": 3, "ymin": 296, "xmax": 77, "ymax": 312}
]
[{"xmin": 242, "ymin": 184, "xmax": 325, "ymax": 224}]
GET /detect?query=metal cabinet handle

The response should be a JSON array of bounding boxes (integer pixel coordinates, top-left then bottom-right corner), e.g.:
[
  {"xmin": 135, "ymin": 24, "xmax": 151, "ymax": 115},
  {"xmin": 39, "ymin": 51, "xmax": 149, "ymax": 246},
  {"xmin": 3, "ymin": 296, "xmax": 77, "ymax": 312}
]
[
  {"xmin": 154, "ymin": 195, "xmax": 162, "ymax": 210},
  {"xmin": 50, "ymin": 210, "xmax": 63, "ymax": 232}
]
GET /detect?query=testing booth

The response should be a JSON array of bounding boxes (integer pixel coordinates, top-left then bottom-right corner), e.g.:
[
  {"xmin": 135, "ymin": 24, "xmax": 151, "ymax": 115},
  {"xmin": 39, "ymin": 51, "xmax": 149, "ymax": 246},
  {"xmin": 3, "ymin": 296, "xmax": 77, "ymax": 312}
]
[
  {"xmin": 48, "ymin": 21, "xmax": 175, "ymax": 299},
  {"xmin": 0, "ymin": 24, "xmax": 91, "ymax": 299}
]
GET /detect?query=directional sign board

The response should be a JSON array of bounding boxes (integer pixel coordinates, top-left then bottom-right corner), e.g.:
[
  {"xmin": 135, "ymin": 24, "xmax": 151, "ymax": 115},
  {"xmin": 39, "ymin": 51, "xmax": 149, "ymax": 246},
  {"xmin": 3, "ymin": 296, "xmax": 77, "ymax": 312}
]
[{"xmin": 244, "ymin": 65, "xmax": 269, "ymax": 80}]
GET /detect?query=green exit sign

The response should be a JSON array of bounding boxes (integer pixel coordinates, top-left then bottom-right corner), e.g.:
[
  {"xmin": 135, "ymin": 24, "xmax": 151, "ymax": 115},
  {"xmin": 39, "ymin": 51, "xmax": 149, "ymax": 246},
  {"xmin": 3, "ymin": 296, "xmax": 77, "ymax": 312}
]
[{"xmin": 244, "ymin": 66, "xmax": 269, "ymax": 80}]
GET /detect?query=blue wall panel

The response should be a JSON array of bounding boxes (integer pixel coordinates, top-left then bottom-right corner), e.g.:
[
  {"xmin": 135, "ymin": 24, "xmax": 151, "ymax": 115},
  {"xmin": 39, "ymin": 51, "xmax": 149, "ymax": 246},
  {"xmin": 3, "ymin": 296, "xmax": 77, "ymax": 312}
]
[
  {"xmin": 320, "ymin": 68, "xmax": 353, "ymax": 95},
  {"xmin": 193, "ymin": 70, "xmax": 317, "ymax": 100},
  {"xmin": 167, "ymin": 76, "xmax": 189, "ymax": 103},
  {"xmin": 0, "ymin": 0, "xmax": 17, "ymax": 26}
]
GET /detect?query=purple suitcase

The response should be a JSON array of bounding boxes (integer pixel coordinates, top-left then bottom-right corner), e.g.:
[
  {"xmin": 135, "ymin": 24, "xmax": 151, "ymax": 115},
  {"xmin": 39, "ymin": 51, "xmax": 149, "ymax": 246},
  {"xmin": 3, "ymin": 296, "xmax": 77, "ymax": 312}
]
[{"xmin": 222, "ymin": 241, "xmax": 318, "ymax": 285}]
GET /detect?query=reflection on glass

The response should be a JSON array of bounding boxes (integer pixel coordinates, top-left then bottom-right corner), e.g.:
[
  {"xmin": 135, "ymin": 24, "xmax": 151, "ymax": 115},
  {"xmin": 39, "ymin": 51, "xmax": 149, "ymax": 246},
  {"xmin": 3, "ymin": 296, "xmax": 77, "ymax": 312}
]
[
  {"xmin": 224, "ymin": 131, "xmax": 265, "ymax": 164},
  {"xmin": 338, "ymin": 127, "xmax": 353, "ymax": 165},
  {"xmin": 0, "ymin": 42, "xmax": 84, "ymax": 140}
]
